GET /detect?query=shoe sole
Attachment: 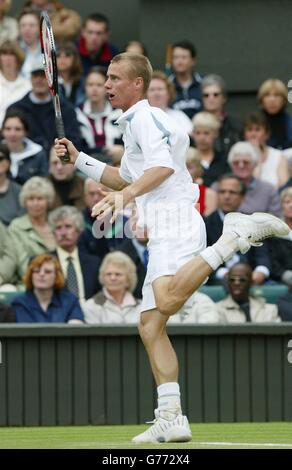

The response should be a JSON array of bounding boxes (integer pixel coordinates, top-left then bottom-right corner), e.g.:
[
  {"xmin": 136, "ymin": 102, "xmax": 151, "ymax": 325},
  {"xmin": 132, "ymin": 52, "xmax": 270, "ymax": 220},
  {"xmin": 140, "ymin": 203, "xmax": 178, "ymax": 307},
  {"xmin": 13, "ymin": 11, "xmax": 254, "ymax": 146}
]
[{"xmin": 132, "ymin": 427, "xmax": 192, "ymax": 444}]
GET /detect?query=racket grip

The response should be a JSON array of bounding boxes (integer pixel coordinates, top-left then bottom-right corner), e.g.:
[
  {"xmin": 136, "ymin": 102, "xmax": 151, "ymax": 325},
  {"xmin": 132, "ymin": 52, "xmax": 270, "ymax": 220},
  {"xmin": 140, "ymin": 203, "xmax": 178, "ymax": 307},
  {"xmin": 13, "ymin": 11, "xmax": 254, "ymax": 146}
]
[{"xmin": 55, "ymin": 116, "xmax": 71, "ymax": 163}]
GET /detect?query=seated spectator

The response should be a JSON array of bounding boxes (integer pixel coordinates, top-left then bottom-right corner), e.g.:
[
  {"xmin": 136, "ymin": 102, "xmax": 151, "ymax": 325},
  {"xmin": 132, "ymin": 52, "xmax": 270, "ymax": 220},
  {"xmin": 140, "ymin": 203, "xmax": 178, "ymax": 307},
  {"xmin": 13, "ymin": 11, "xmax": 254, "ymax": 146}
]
[
  {"xmin": 277, "ymin": 290, "xmax": 292, "ymax": 321},
  {"xmin": 77, "ymin": 178, "xmax": 110, "ymax": 259},
  {"xmin": 258, "ymin": 78, "xmax": 292, "ymax": 150},
  {"xmin": 0, "ymin": 220, "xmax": 17, "ymax": 290},
  {"xmin": 0, "ymin": 40, "xmax": 31, "ymax": 125},
  {"xmin": 76, "ymin": 68, "xmax": 123, "ymax": 163},
  {"xmin": 268, "ymin": 187, "xmax": 292, "ymax": 287},
  {"xmin": 18, "ymin": 9, "xmax": 42, "ymax": 80},
  {"xmin": 0, "ymin": 143, "xmax": 24, "ymax": 225},
  {"xmin": 191, "ymin": 112, "xmax": 230, "ymax": 186},
  {"xmin": 186, "ymin": 147, "xmax": 218, "ymax": 216},
  {"xmin": 168, "ymin": 40, "xmax": 202, "ymax": 119},
  {"xmin": 21, "ymin": 0, "xmax": 82, "ymax": 43},
  {"xmin": 83, "ymin": 251, "xmax": 140, "ymax": 324},
  {"xmin": 12, "ymin": 253, "xmax": 84, "ymax": 323},
  {"xmin": 56, "ymin": 41, "xmax": 85, "ymax": 107},
  {"xmin": 77, "ymin": 13, "xmax": 119, "ymax": 76},
  {"xmin": 48, "ymin": 205, "xmax": 101, "ymax": 305},
  {"xmin": 0, "ymin": 1, "xmax": 18, "ymax": 46},
  {"xmin": 201, "ymin": 74, "xmax": 242, "ymax": 156},
  {"xmin": 117, "ymin": 212, "xmax": 149, "ymax": 299},
  {"xmin": 48, "ymin": 146, "xmax": 85, "ymax": 210},
  {"xmin": 147, "ymin": 70, "xmax": 192, "ymax": 134},
  {"xmin": 0, "ymin": 303, "xmax": 15, "ymax": 322},
  {"xmin": 205, "ymin": 174, "xmax": 271, "ymax": 285},
  {"xmin": 167, "ymin": 292, "xmax": 219, "ymax": 324},
  {"xmin": 1, "ymin": 109, "xmax": 47, "ymax": 184},
  {"xmin": 8, "ymin": 176, "xmax": 56, "ymax": 281},
  {"xmin": 216, "ymin": 263, "xmax": 281, "ymax": 323},
  {"xmin": 124, "ymin": 40, "xmax": 147, "ymax": 56},
  {"xmin": 7, "ymin": 58, "xmax": 82, "ymax": 157},
  {"xmin": 227, "ymin": 141, "xmax": 282, "ymax": 217},
  {"xmin": 244, "ymin": 111, "xmax": 289, "ymax": 188}
]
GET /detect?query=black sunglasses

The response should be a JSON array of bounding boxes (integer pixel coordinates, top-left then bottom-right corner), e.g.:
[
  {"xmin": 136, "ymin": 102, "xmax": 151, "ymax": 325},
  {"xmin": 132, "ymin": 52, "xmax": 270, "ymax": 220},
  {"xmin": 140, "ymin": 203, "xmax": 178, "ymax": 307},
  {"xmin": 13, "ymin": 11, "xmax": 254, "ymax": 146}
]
[{"xmin": 203, "ymin": 92, "xmax": 222, "ymax": 98}]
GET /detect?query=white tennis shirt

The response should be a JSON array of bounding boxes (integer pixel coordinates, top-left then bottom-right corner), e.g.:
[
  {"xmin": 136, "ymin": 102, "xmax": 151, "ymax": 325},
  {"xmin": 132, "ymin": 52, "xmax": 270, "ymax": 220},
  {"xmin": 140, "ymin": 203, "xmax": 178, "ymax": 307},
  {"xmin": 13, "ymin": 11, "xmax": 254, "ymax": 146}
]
[{"xmin": 116, "ymin": 99, "xmax": 198, "ymax": 227}]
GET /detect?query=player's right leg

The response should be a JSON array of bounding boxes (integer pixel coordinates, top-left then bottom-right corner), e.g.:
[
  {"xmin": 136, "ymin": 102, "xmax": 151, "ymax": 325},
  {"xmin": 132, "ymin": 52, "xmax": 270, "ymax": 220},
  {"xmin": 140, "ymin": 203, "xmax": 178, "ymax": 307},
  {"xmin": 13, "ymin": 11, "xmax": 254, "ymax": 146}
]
[{"xmin": 132, "ymin": 309, "xmax": 192, "ymax": 444}]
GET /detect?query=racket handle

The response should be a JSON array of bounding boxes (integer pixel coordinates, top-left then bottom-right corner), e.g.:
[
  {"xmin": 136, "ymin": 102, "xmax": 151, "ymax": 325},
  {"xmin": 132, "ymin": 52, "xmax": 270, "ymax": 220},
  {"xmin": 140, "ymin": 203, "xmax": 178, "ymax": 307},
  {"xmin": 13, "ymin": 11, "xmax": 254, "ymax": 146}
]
[{"xmin": 55, "ymin": 116, "xmax": 71, "ymax": 163}]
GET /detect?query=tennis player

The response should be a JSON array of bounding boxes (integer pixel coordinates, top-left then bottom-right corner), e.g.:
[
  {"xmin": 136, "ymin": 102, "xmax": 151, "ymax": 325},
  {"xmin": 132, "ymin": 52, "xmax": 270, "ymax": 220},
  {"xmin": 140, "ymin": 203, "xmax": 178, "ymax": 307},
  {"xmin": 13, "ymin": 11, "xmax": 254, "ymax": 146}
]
[{"xmin": 55, "ymin": 53, "xmax": 289, "ymax": 444}]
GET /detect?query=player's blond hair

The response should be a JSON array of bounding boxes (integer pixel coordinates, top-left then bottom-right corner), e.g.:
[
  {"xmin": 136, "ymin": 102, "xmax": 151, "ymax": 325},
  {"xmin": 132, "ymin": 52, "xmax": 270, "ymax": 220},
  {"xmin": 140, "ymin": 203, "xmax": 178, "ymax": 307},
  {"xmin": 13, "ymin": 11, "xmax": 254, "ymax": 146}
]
[{"xmin": 111, "ymin": 52, "xmax": 153, "ymax": 94}]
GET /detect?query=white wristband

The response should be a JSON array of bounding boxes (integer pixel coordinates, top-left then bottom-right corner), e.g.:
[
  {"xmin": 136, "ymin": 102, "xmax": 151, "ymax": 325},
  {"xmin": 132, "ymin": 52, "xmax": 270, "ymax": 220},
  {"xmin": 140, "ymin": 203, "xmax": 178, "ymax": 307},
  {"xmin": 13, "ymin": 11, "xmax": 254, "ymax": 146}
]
[{"xmin": 74, "ymin": 152, "xmax": 106, "ymax": 182}]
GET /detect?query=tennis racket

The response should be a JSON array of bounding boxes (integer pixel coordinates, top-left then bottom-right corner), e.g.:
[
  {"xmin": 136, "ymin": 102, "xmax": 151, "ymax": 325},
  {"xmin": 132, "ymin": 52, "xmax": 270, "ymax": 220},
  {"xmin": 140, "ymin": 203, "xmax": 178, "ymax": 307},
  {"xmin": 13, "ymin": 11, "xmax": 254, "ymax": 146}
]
[{"xmin": 40, "ymin": 11, "xmax": 70, "ymax": 163}]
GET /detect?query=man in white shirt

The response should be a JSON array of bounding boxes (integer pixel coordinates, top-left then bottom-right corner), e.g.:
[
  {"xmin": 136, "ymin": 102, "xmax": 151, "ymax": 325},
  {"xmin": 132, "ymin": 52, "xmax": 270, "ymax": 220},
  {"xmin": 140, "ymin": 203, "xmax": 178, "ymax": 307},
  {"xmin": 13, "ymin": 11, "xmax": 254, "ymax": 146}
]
[{"xmin": 54, "ymin": 53, "xmax": 289, "ymax": 444}]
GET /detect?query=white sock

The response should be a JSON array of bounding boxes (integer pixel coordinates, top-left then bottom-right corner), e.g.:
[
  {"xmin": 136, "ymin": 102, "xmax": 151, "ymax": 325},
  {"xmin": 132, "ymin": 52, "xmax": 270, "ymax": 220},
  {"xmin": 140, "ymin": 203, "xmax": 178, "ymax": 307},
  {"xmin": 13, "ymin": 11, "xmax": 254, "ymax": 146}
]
[
  {"xmin": 157, "ymin": 382, "xmax": 182, "ymax": 417},
  {"xmin": 201, "ymin": 232, "xmax": 239, "ymax": 269}
]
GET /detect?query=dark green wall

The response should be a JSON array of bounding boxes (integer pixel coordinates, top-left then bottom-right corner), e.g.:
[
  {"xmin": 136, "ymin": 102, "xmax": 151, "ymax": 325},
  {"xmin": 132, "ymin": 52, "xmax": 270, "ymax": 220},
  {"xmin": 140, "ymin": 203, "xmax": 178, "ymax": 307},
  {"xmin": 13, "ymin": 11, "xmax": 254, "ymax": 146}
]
[{"xmin": 0, "ymin": 325, "xmax": 292, "ymax": 426}]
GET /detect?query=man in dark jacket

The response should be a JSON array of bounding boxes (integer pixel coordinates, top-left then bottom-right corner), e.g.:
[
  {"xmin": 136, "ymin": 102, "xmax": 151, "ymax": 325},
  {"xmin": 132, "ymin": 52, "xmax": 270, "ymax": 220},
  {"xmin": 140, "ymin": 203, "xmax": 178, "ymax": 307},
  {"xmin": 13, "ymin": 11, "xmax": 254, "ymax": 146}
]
[
  {"xmin": 77, "ymin": 13, "xmax": 119, "ymax": 76},
  {"xmin": 7, "ymin": 60, "xmax": 82, "ymax": 157},
  {"xmin": 168, "ymin": 40, "xmax": 202, "ymax": 119}
]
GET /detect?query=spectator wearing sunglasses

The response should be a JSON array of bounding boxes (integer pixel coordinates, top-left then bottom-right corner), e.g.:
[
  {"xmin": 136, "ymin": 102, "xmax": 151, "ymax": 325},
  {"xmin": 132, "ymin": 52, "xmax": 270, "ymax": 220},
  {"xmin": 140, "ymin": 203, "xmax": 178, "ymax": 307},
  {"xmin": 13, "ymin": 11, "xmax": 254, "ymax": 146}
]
[
  {"xmin": 216, "ymin": 263, "xmax": 280, "ymax": 323},
  {"xmin": 201, "ymin": 74, "xmax": 242, "ymax": 157}
]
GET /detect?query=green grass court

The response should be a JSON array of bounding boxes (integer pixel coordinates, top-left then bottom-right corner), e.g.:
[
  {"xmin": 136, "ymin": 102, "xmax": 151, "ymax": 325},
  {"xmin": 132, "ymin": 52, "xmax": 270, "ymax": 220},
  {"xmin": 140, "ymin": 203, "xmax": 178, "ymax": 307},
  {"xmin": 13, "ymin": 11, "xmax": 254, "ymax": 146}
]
[{"xmin": 0, "ymin": 423, "xmax": 291, "ymax": 449}]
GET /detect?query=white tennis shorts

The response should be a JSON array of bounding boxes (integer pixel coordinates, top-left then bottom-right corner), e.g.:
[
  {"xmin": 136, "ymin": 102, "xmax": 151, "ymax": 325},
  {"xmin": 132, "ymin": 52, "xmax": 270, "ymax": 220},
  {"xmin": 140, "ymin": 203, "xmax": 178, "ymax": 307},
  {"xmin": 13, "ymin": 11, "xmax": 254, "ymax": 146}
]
[{"xmin": 140, "ymin": 204, "xmax": 207, "ymax": 313}]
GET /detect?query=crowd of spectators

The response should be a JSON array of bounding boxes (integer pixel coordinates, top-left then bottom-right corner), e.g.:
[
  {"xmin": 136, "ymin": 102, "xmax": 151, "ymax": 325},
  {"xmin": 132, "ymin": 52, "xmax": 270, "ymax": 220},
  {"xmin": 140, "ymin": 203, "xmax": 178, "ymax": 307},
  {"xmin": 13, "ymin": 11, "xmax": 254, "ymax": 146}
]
[{"xmin": 1, "ymin": 1, "xmax": 292, "ymax": 324}]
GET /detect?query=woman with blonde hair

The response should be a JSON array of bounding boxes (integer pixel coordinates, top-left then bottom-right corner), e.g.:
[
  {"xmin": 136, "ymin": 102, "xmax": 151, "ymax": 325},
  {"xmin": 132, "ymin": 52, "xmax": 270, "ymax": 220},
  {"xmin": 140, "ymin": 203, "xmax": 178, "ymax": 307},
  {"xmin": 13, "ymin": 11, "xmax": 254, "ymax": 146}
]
[
  {"xmin": 191, "ymin": 111, "xmax": 230, "ymax": 186},
  {"xmin": 8, "ymin": 176, "xmax": 56, "ymax": 282},
  {"xmin": 12, "ymin": 253, "xmax": 84, "ymax": 323},
  {"xmin": 84, "ymin": 251, "xmax": 141, "ymax": 324},
  {"xmin": 258, "ymin": 78, "xmax": 292, "ymax": 150}
]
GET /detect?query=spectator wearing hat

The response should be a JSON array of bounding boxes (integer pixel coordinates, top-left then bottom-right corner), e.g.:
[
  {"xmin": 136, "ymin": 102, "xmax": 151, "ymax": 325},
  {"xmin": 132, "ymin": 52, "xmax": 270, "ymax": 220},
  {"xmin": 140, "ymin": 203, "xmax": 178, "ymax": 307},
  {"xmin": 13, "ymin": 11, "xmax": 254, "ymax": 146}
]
[
  {"xmin": 0, "ymin": 143, "xmax": 24, "ymax": 226},
  {"xmin": 0, "ymin": 40, "xmax": 31, "ymax": 125},
  {"xmin": 7, "ymin": 57, "xmax": 82, "ymax": 157}
]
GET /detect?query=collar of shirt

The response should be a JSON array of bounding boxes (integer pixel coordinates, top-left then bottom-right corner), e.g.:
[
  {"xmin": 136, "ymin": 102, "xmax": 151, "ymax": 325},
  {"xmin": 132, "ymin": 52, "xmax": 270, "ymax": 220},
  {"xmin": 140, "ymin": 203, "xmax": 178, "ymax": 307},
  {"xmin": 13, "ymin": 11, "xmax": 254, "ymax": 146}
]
[
  {"xmin": 115, "ymin": 99, "xmax": 149, "ymax": 129},
  {"xmin": 28, "ymin": 289, "xmax": 61, "ymax": 310},
  {"xmin": 102, "ymin": 287, "xmax": 137, "ymax": 307},
  {"xmin": 29, "ymin": 92, "xmax": 52, "ymax": 104},
  {"xmin": 217, "ymin": 208, "xmax": 226, "ymax": 222},
  {"xmin": 56, "ymin": 246, "xmax": 79, "ymax": 265}
]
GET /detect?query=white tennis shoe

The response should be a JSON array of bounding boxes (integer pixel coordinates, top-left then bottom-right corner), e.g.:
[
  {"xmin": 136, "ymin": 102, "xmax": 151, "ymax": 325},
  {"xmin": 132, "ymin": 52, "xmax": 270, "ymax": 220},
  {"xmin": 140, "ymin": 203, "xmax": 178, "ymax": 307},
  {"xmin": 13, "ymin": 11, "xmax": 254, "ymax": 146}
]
[
  {"xmin": 223, "ymin": 212, "xmax": 290, "ymax": 254},
  {"xmin": 132, "ymin": 409, "xmax": 192, "ymax": 444}
]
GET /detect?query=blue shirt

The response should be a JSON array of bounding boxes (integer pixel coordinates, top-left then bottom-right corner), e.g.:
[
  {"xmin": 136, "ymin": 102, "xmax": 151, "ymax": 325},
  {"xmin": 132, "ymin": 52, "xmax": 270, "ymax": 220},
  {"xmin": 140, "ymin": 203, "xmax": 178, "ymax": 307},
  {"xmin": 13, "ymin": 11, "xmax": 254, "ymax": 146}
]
[{"xmin": 13, "ymin": 289, "xmax": 84, "ymax": 323}]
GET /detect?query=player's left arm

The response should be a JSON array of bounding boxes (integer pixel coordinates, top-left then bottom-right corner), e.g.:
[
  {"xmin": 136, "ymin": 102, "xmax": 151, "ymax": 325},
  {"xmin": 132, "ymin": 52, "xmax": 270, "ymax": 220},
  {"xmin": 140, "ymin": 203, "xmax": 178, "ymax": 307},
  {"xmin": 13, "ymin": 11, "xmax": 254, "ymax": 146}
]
[{"xmin": 91, "ymin": 166, "xmax": 174, "ymax": 222}]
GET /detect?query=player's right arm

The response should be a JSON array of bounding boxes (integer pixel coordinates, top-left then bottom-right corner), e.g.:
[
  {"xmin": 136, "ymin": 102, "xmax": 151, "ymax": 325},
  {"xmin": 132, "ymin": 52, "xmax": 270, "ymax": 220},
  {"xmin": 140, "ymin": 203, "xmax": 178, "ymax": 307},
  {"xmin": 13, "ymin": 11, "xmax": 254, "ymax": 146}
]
[{"xmin": 54, "ymin": 138, "xmax": 129, "ymax": 191}]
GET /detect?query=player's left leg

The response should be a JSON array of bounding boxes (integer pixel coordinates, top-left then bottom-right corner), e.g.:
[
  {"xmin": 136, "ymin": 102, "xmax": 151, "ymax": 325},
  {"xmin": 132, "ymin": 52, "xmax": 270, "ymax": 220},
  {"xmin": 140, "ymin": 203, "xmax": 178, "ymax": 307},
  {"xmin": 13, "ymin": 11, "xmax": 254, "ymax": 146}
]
[
  {"xmin": 153, "ymin": 212, "xmax": 290, "ymax": 316},
  {"xmin": 132, "ymin": 308, "xmax": 192, "ymax": 444}
]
